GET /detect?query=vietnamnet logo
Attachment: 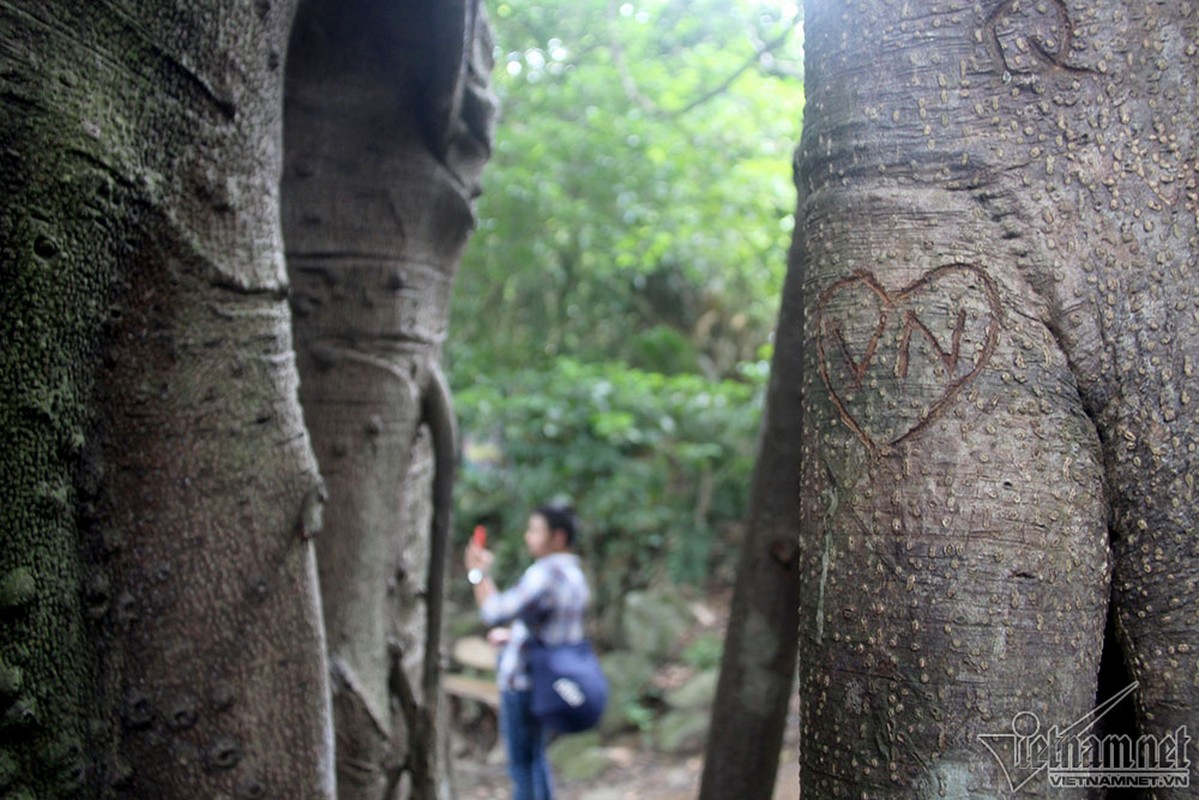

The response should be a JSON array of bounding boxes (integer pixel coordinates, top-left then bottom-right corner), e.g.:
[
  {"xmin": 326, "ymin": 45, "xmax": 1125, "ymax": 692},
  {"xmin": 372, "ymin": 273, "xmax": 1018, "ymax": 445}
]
[{"xmin": 978, "ymin": 683, "xmax": 1191, "ymax": 792}]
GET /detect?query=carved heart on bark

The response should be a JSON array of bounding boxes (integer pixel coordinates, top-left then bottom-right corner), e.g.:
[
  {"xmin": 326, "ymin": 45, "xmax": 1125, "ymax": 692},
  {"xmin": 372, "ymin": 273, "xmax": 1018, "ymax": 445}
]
[{"xmin": 815, "ymin": 264, "xmax": 1003, "ymax": 453}]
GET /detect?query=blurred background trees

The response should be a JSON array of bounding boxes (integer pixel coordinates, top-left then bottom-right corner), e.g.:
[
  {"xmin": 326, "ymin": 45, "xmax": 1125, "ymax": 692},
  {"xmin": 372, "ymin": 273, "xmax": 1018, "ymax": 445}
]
[{"xmin": 447, "ymin": 0, "xmax": 804, "ymax": 610}]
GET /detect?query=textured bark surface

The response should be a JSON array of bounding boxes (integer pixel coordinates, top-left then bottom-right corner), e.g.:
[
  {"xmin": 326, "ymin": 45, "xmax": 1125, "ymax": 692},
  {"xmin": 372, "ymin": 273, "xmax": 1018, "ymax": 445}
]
[
  {"xmin": 699, "ymin": 235, "xmax": 805, "ymax": 800},
  {"xmin": 794, "ymin": 0, "xmax": 1197, "ymax": 797},
  {"xmin": 1, "ymin": 1, "xmax": 335, "ymax": 798},
  {"xmin": 282, "ymin": 1, "xmax": 495, "ymax": 797}
]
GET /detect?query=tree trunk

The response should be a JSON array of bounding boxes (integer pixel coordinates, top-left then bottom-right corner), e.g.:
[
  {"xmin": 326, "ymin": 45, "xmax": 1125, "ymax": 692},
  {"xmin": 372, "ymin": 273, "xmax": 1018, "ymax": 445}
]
[
  {"xmin": 1, "ymin": 1, "xmax": 335, "ymax": 797},
  {"xmin": 699, "ymin": 235, "xmax": 805, "ymax": 800},
  {"xmin": 281, "ymin": 1, "xmax": 495, "ymax": 797},
  {"xmin": 790, "ymin": 0, "xmax": 1198, "ymax": 795},
  {"xmin": 795, "ymin": 0, "xmax": 1199, "ymax": 795}
]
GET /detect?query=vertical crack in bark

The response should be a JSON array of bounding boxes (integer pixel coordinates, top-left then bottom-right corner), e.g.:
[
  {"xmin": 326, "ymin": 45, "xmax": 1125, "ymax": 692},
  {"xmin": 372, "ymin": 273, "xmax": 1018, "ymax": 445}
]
[{"xmin": 386, "ymin": 639, "xmax": 429, "ymax": 800}]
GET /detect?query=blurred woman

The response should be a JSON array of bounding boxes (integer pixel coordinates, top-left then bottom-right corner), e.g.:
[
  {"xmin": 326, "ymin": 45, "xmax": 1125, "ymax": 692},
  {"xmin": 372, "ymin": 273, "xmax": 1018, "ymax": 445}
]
[{"xmin": 464, "ymin": 504, "xmax": 589, "ymax": 800}]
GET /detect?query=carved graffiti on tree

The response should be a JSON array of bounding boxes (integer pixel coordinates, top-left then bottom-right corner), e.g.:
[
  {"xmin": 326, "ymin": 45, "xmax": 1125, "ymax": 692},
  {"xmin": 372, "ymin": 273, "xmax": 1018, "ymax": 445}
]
[
  {"xmin": 815, "ymin": 263, "xmax": 1003, "ymax": 454},
  {"xmin": 983, "ymin": 0, "xmax": 1091, "ymax": 78}
]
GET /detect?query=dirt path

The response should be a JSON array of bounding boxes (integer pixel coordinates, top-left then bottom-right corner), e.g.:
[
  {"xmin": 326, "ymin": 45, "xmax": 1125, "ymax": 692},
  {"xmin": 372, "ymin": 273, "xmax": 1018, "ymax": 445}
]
[{"xmin": 452, "ymin": 691, "xmax": 801, "ymax": 800}]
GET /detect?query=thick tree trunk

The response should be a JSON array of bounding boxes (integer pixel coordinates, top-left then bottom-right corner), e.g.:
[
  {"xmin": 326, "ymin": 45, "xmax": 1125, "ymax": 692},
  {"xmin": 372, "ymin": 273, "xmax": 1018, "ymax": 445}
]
[
  {"xmin": 1, "ymin": 1, "xmax": 335, "ymax": 798},
  {"xmin": 282, "ymin": 1, "xmax": 495, "ymax": 797},
  {"xmin": 699, "ymin": 235, "xmax": 805, "ymax": 800},
  {"xmin": 790, "ymin": 0, "xmax": 1199, "ymax": 796}
]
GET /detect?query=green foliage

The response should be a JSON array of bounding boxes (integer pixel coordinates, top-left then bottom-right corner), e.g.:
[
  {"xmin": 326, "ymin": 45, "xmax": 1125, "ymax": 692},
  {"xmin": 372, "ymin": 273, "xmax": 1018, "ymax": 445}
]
[
  {"xmin": 681, "ymin": 632, "xmax": 724, "ymax": 670},
  {"xmin": 628, "ymin": 325, "xmax": 700, "ymax": 375},
  {"xmin": 624, "ymin": 699, "xmax": 657, "ymax": 733},
  {"xmin": 450, "ymin": 0, "xmax": 804, "ymax": 379},
  {"xmin": 453, "ymin": 359, "xmax": 764, "ymax": 597}
]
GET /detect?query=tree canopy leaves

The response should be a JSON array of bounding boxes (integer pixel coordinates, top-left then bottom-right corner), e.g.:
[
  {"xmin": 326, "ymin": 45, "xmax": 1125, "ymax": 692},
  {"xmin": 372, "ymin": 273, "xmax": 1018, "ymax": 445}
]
[{"xmin": 450, "ymin": 0, "xmax": 804, "ymax": 378}]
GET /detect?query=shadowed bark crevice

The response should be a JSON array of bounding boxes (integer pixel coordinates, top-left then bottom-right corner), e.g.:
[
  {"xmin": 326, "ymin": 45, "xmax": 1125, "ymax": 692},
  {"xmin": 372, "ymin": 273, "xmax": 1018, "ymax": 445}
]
[{"xmin": 1094, "ymin": 598, "xmax": 1140, "ymax": 800}]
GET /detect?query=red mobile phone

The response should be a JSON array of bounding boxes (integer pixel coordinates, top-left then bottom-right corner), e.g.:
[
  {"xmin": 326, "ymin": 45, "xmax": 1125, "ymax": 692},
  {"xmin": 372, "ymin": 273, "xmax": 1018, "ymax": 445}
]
[{"xmin": 472, "ymin": 525, "xmax": 487, "ymax": 548}]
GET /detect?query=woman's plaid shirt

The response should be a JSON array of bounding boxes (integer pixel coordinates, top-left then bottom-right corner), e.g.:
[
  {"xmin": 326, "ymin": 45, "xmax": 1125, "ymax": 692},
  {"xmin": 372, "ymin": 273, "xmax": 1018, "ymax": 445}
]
[{"xmin": 480, "ymin": 552, "xmax": 590, "ymax": 692}]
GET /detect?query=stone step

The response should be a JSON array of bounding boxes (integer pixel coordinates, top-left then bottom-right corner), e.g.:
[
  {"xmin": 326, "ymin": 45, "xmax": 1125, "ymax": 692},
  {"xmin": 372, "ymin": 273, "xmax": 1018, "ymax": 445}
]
[
  {"xmin": 453, "ymin": 636, "xmax": 499, "ymax": 672},
  {"xmin": 443, "ymin": 674, "xmax": 499, "ymax": 708}
]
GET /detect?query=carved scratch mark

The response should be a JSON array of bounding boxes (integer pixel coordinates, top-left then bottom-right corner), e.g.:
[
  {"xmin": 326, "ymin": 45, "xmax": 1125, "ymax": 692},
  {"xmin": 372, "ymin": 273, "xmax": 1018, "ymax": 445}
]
[
  {"xmin": 831, "ymin": 315, "xmax": 890, "ymax": 390},
  {"xmin": 983, "ymin": 0, "xmax": 1093, "ymax": 78},
  {"xmin": 821, "ymin": 271, "xmax": 890, "ymax": 391},
  {"xmin": 897, "ymin": 308, "xmax": 967, "ymax": 379},
  {"xmin": 815, "ymin": 263, "xmax": 1004, "ymax": 455}
]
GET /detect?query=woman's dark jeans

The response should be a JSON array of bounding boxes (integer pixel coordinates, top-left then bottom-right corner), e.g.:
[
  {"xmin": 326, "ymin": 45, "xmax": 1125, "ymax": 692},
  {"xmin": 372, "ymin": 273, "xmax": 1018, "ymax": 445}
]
[{"xmin": 500, "ymin": 689, "xmax": 554, "ymax": 800}]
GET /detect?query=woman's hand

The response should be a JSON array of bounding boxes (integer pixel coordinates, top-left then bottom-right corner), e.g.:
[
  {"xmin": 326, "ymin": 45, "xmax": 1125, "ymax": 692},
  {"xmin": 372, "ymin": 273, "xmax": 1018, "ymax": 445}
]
[
  {"xmin": 465, "ymin": 542, "xmax": 497, "ymax": 606},
  {"xmin": 464, "ymin": 541, "xmax": 494, "ymax": 572}
]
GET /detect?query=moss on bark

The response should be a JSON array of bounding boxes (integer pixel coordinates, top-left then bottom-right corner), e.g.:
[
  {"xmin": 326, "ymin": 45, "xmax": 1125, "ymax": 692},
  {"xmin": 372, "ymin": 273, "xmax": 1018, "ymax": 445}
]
[
  {"xmin": 0, "ymin": 37, "xmax": 133, "ymax": 785},
  {"xmin": 2, "ymin": 1, "xmax": 338, "ymax": 796}
]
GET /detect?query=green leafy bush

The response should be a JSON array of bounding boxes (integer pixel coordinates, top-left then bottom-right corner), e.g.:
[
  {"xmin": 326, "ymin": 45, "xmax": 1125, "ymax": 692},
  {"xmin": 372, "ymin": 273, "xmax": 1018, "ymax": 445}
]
[
  {"xmin": 681, "ymin": 632, "xmax": 725, "ymax": 671},
  {"xmin": 452, "ymin": 358, "xmax": 763, "ymax": 619}
]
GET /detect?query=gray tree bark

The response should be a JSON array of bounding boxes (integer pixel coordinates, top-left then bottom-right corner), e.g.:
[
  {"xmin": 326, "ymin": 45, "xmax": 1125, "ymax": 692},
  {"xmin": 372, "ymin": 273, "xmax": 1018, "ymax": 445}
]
[
  {"xmin": 699, "ymin": 234, "xmax": 804, "ymax": 800},
  {"xmin": 282, "ymin": 1, "xmax": 495, "ymax": 797},
  {"xmin": 792, "ymin": 1, "xmax": 1197, "ymax": 797},
  {"xmin": 0, "ymin": 1, "xmax": 335, "ymax": 797}
]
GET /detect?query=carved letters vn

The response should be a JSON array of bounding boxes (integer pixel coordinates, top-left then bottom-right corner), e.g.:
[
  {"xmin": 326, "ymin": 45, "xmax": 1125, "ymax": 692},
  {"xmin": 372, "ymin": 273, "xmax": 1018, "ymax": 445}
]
[{"xmin": 815, "ymin": 264, "xmax": 1003, "ymax": 453}]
